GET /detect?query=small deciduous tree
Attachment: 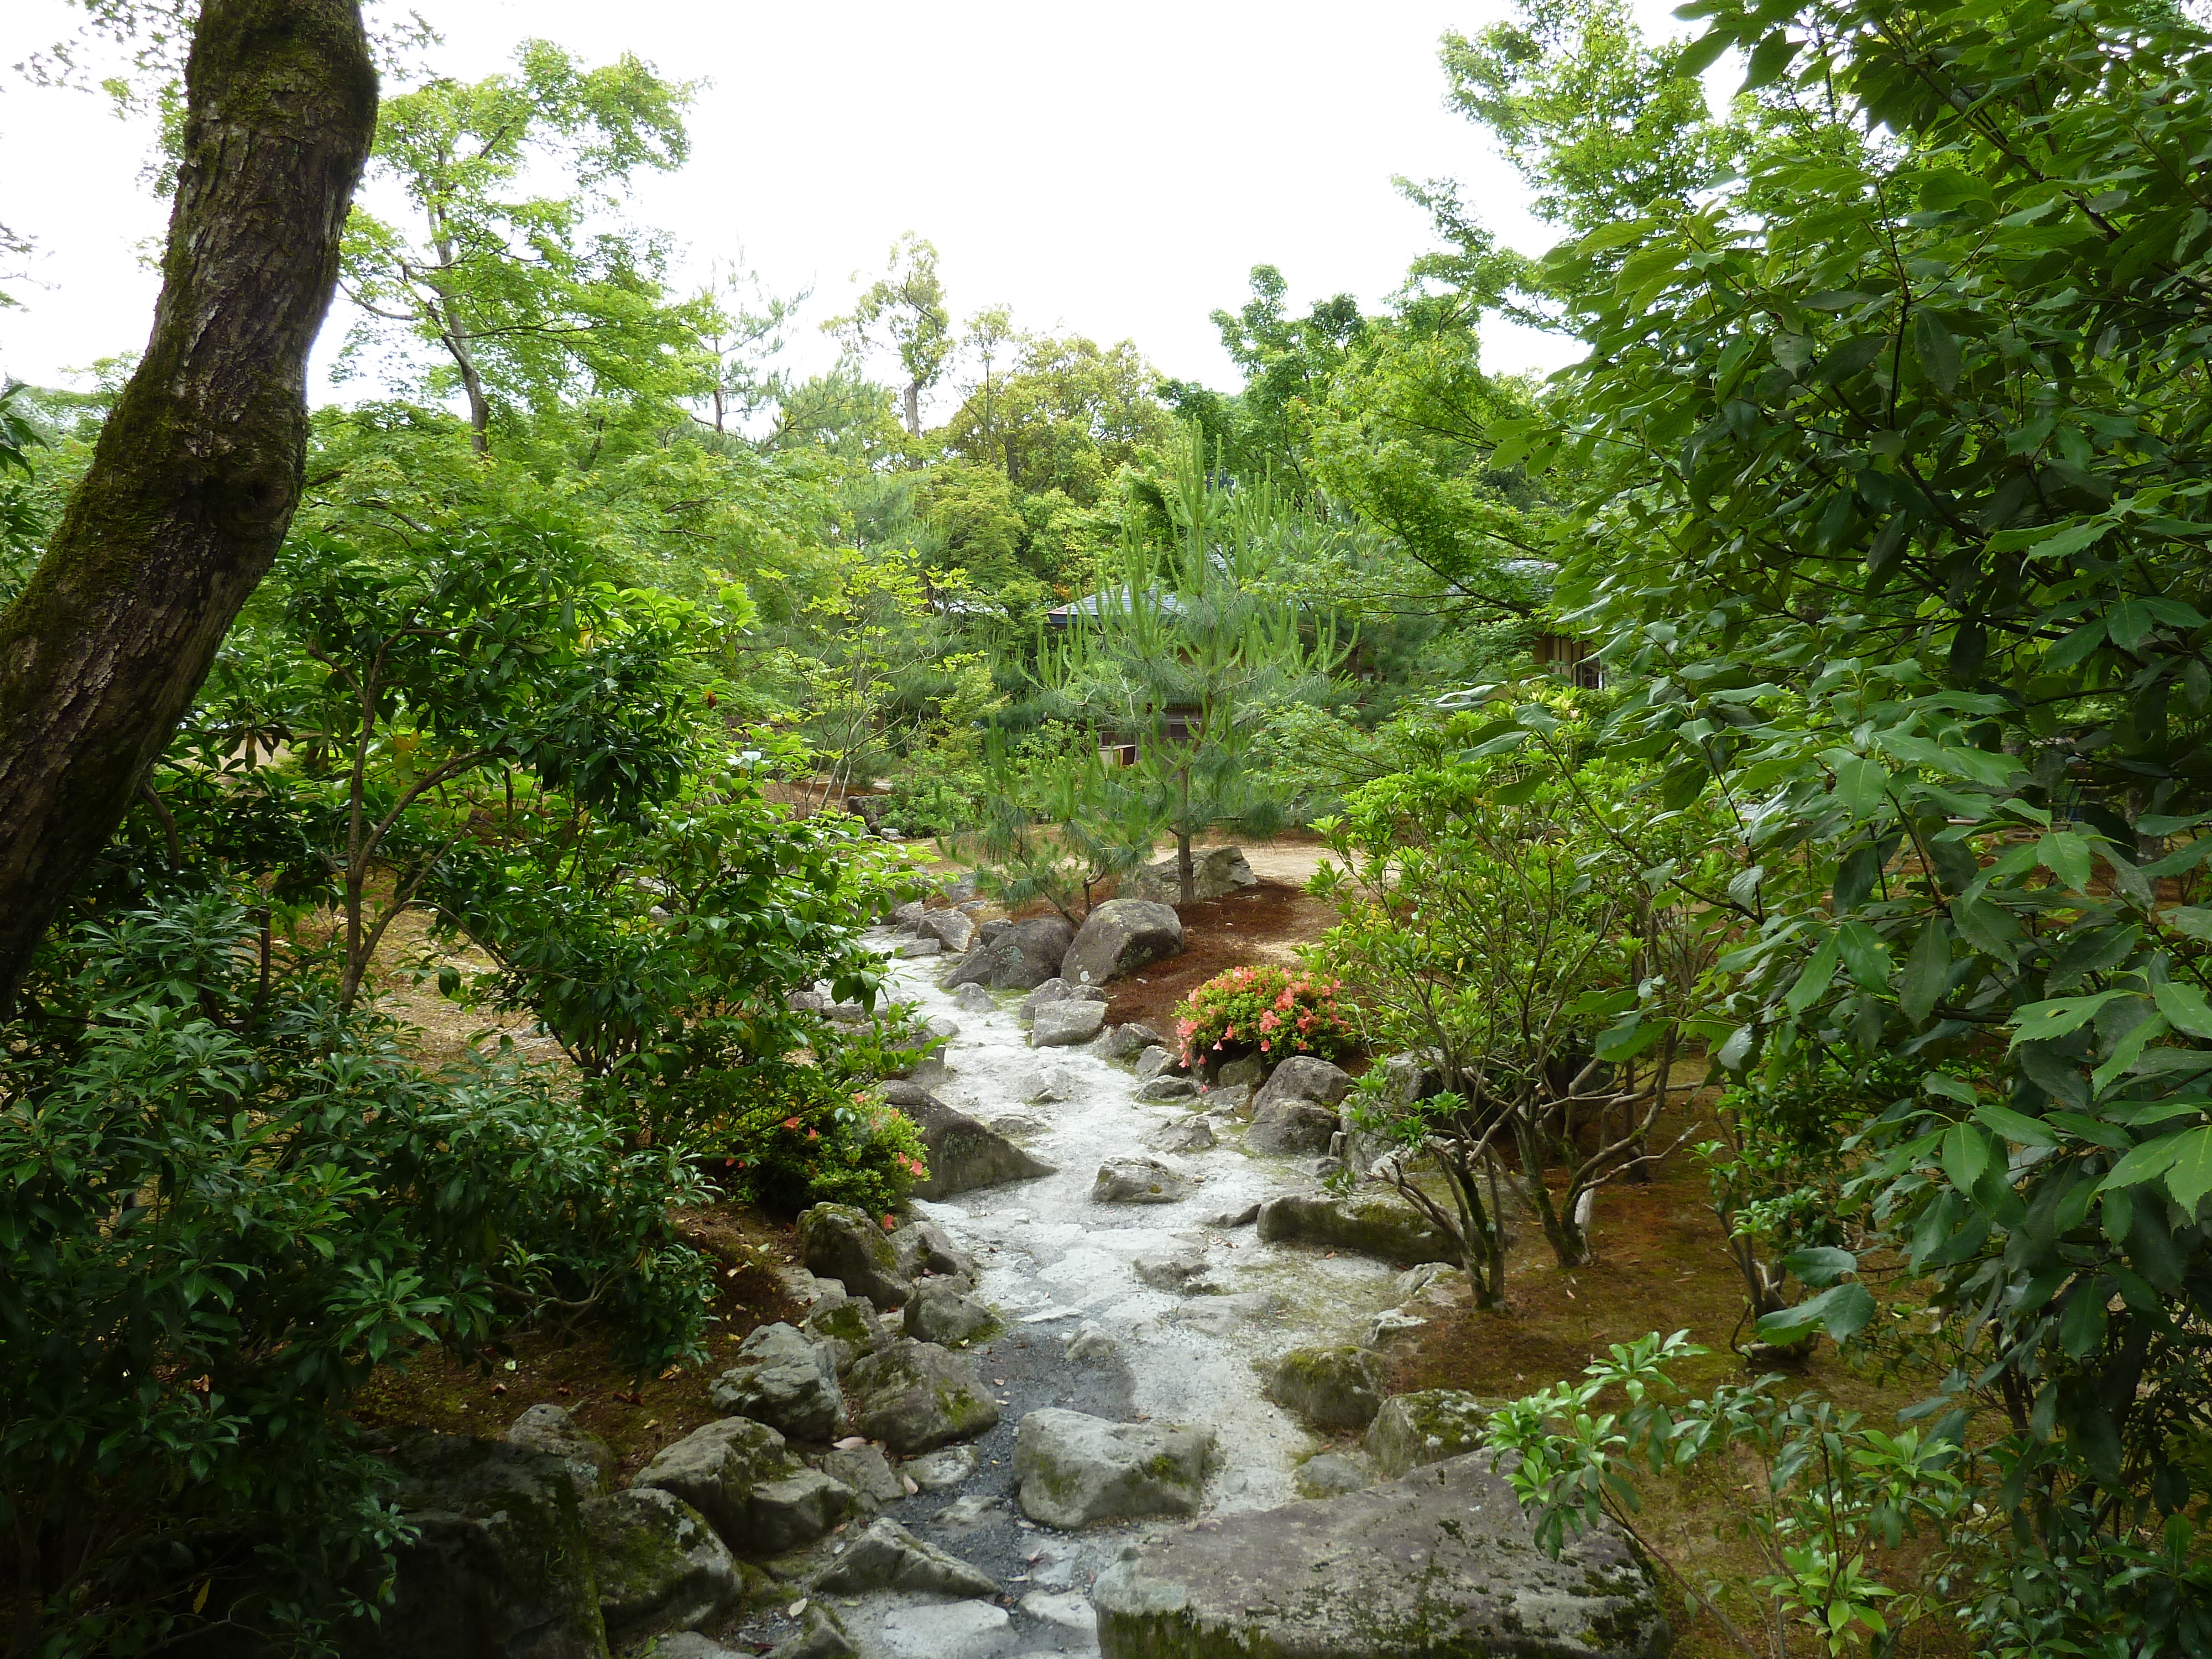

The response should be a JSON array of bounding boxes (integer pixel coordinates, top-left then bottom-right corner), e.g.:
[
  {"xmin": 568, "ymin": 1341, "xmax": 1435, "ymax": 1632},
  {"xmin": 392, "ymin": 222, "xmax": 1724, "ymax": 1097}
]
[
  {"xmin": 827, "ymin": 232, "xmax": 953, "ymax": 440},
  {"xmin": 275, "ymin": 525, "xmax": 694, "ymax": 1009},
  {"xmin": 1313, "ymin": 697, "xmax": 1724, "ymax": 1297},
  {"xmin": 338, "ymin": 40, "xmax": 702, "ymax": 453}
]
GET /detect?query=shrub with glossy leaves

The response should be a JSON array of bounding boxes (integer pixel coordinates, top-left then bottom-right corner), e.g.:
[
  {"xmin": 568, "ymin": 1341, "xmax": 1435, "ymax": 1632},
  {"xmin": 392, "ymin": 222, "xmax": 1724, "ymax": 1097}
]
[{"xmin": 0, "ymin": 893, "xmax": 712, "ymax": 1656}]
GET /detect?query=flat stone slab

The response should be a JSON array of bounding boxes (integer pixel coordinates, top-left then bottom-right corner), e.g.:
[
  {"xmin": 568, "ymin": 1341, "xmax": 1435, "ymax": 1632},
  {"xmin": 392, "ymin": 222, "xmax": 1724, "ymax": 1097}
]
[
  {"xmin": 1092, "ymin": 1452, "xmax": 1668, "ymax": 1659},
  {"xmin": 1256, "ymin": 1191, "xmax": 1454, "ymax": 1265}
]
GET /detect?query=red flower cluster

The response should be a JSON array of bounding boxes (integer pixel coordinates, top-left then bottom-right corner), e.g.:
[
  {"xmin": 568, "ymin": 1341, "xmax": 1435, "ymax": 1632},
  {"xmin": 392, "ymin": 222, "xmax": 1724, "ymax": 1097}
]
[{"xmin": 1174, "ymin": 964, "xmax": 1353, "ymax": 1067}]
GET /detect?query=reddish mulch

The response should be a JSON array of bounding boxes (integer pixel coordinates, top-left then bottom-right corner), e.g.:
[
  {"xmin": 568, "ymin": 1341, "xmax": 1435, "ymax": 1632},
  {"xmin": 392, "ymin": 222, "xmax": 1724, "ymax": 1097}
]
[
  {"xmin": 1100, "ymin": 880, "xmax": 1336, "ymax": 1036},
  {"xmin": 349, "ymin": 1204, "xmax": 806, "ymax": 1481}
]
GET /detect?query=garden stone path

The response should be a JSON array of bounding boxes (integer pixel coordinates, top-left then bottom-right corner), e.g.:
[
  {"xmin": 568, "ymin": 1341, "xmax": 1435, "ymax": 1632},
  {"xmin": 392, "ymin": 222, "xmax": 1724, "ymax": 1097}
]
[{"xmin": 727, "ymin": 932, "xmax": 1416, "ymax": 1659}]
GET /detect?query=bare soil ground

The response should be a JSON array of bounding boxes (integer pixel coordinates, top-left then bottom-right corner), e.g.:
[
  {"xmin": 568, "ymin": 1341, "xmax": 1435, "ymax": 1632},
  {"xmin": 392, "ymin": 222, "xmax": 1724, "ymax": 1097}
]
[{"xmin": 351, "ymin": 1204, "xmax": 809, "ymax": 1484}]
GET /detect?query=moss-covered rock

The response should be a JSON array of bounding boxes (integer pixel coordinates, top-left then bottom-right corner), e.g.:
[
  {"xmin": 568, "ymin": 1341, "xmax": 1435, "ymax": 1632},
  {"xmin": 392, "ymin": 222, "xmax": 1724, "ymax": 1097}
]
[
  {"xmin": 632, "ymin": 1418, "xmax": 853, "ymax": 1557},
  {"xmin": 1013, "ymin": 1408, "xmax": 1213, "ymax": 1529},
  {"xmin": 1091, "ymin": 1452, "xmax": 1668, "ymax": 1659},
  {"xmin": 504, "ymin": 1401, "xmax": 612, "ymax": 1496},
  {"xmin": 797, "ymin": 1204, "xmax": 911, "ymax": 1307},
  {"xmin": 581, "ymin": 1487, "xmax": 740, "ymax": 1646},
  {"xmin": 341, "ymin": 1433, "xmax": 607, "ymax": 1659},
  {"xmin": 1254, "ymin": 1192, "xmax": 1454, "ymax": 1264},
  {"xmin": 800, "ymin": 1295, "xmax": 884, "ymax": 1374},
  {"xmin": 709, "ymin": 1322, "xmax": 844, "ymax": 1442},
  {"xmin": 1264, "ymin": 1345, "xmax": 1385, "ymax": 1431},
  {"xmin": 817, "ymin": 1442, "xmax": 904, "ymax": 1515},
  {"xmin": 842, "ymin": 1338, "xmax": 999, "ymax": 1454},
  {"xmin": 1365, "ymin": 1388, "xmax": 1496, "ymax": 1479},
  {"xmin": 901, "ymin": 1277, "xmax": 1000, "ymax": 1345},
  {"xmin": 807, "ymin": 1516, "xmax": 998, "ymax": 1597},
  {"xmin": 1092, "ymin": 1156, "xmax": 1192, "ymax": 1204}
]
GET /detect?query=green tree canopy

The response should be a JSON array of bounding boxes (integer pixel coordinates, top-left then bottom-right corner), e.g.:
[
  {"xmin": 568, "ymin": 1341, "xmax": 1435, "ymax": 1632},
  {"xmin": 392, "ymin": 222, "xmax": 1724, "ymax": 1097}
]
[{"xmin": 337, "ymin": 39, "xmax": 703, "ymax": 453}]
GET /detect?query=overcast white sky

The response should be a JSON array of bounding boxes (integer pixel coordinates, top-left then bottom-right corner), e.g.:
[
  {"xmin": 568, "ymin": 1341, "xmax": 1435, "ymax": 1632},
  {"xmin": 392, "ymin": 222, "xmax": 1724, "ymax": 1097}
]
[{"xmin": 0, "ymin": 0, "xmax": 1697, "ymax": 413}]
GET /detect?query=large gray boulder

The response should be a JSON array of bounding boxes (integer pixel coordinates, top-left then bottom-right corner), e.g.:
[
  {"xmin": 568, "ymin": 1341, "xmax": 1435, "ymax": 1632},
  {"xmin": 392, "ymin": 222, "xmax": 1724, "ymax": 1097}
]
[
  {"xmin": 819, "ymin": 1442, "xmax": 905, "ymax": 1515},
  {"xmin": 895, "ymin": 1090, "xmax": 1056, "ymax": 1199},
  {"xmin": 342, "ymin": 1433, "xmax": 607, "ymax": 1659},
  {"xmin": 505, "ymin": 1402, "xmax": 612, "ymax": 1496},
  {"xmin": 943, "ymin": 915, "xmax": 1076, "ymax": 992},
  {"xmin": 1031, "ymin": 999, "xmax": 1109, "ymax": 1047},
  {"xmin": 1265, "ymin": 1345, "xmax": 1385, "ymax": 1431},
  {"xmin": 1018, "ymin": 977, "xmax": 1105, "ymax": 1025},
  {"xmin": 1149, "ymin": 1115, "xmax": 1215, "ymax": 1154},
  {"xmin": 647, "ymin": 1635, "xmax": 748, "ymax": 1659},
  {"xmin": 1366, "ymin": 1388, "xmax": 1496, "ymax": 1478},
  {"xmin": 903, "ymin": 1277, "xmax": 999, "ymax": 1345},
  {"xmin": 1246, "ymin": 1099, "xmax": 1340, "ymax": 1155},
  {"xmin": 1251, "ymin": 1054, "xmax": 1354, "ymax": 1115},
  {"xmin": 950, "ymin": 980, "xmax": 997, "ymax": 1015},
  {"xmin": 1091, "ymin": 1452, "xmax": 1668, "ymax": 1659},
  {"xmin": 801, "ymin": 1296, "xmax": 884, "ymax": 1373},
  {"xmin": 843, "ymin": 1339, "xmax": 1000, "ymax": 1454},
  {"xmin": 582, "ymin": 1487, "xmax": 742, "ymax": 1646},
  {"xmin": 1061, "ymin": 899, "xmax": 1183, "ymax": 986},
  {"xmin": 889, "ymin": 1217, "xmax": 976, "ymax": 1280},
  {"xmin": 632, "ymin": 1418, "xmax": 852, "ymax": 1556},
  {"xmin": 1125, "ymin": 846, "xmax": 1259, "ymax": 903},
  {"xmin": 1096, "ymin": 1021, "xmax": 1167, "ymax": 1061},
  {"xmin": 766, "ymin": 1605, "xmax": 855, "ymax": 1659},
  {"xmin": 917, "ymin": 908, "xmax": 975, "ymax": 952},
  {"xmin": 1134, "ymin": 1248, "xmax": 1219, "ymax": 1294},
  {"xmin": 1018, "ymin": 1063, "xmax": 1082, "ymax": 1103},
  {"xmin": 1092, "ymin": 1156, "xmax": 1192, "ymax": 1204},
  {"xmin": 797, "ymin": 1204, "xmax": 910, "ymax": 1307},
  {"xmin": 1135, "ymin": 1075, "xmax": 1198, "ymax": 1102},
  {"xmin": 808, "ymin": 1516, "xmax": 999, "ymax": 1598},
  {"xmin": 1014, "ymin": 1409, "xmax": 1213, "ymax": 1528},
  {"xmin": 1135, "ymin": 1044, "xmax": 1181, "ymax": 1080},
  {"xmin": 1256, "ymin": 1192, "xmax": 1454, "ymax": 1264},
  {"xmin": 709, "ymin": 1322, "xmax": 843, "ymax": 1442}
]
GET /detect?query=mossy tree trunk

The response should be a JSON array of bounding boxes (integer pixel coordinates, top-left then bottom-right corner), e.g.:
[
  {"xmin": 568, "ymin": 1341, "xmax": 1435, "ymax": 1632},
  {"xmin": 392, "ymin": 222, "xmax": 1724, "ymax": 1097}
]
[{"xmin": 0, "ymin": 0, "xmax": 376, "ymax": 1013}]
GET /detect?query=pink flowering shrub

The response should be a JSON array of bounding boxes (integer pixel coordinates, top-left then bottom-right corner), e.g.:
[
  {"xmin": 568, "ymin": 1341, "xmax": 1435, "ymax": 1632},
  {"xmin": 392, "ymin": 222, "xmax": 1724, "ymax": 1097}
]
[{"xmin": 1174, "ymin": 964, "xmax": 1355, "ymax": 1070}]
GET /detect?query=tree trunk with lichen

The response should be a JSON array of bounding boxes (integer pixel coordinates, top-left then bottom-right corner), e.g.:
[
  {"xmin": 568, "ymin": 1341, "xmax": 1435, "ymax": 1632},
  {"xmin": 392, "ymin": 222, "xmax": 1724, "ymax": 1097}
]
[{"xmin": 0, "ymin": 0, "xmax": 375, "ymax": 1014}]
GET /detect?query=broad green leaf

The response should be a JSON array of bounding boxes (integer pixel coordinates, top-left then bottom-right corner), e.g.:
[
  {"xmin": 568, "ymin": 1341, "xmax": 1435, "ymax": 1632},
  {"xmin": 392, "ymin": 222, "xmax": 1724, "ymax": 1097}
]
[
  {"xmin": 1924, "ymin": 1070, "xmax": 1977, "ymax": 1106},
  {"xmin": 1876, "ymin": 731, "xmax": 2025, "ymax": 785},
  {"xmin": 2098, "ymin": 1133, "xmax": 2190, "ymax": 1192},
  {"xmin": 1974, "ymin": 1100, "xmax": 2061, "ymax": 1148},
  {"xmin": 2037, "ymin": 831, "xmax": 2093, "ymax": 893},
  {"xmin": 2153, "ymin": 980, "xmax": 2212, "ymax": 1039},
  {"xmin": 1783, "ymin": 1245, "xmax": 1858, "ymax": 1286},
  {"xmin": 1912, "ymin": 309, "xmax": 1962, "ymax": 390},
  {"xmin": 1832, "ymin": 754, "xmax": 1890, "ymax": 819},
  {"xmin": 2022, "ymin": 521, "xmax": 2110, "ymax": 562},
  {"xmin": 1901, "ymin": 919, "xmax": 1950, "ymax": 1024},
  {"xmin": 1942, "ymin": 1123, "xmax": 1994, "ymax": 1195},
  {"xmin": 1757, "ymin": 1281, "xmax": 1876, "ymax": 1345},
  {"xmin": 2059, "ymin": 1282, "xmax": 2108, "ymax": 1359},
  {"xmin": 2010, "ymin": 990, "xmax": 2131, "ymax": 1047},
  {"xmin": 1836, "ymin": 921, "xmax": 1892, "ymax": 990},
  {"xmin": 1784, "ymin": 934, "xmax": 1841, "ymax": 1014},
  {"xmin": 1574, "ymin": 219, "xmax": 1657, "ymax": 255},
  {"xmin": 2163, "ymin": 1126, "xmax": 2212, "ymax": 1213},
  {"xmin": 2167, "ymin": 907, "xmax": 2212, "ymax": 942},
  {"xmin": 2092, "ymin": 1011, "xmax": 2169, "ymax": 1097},
  {"xmin": 1595, "ymin": 1015, "xmax": 1667, "ymax": 1061}
]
